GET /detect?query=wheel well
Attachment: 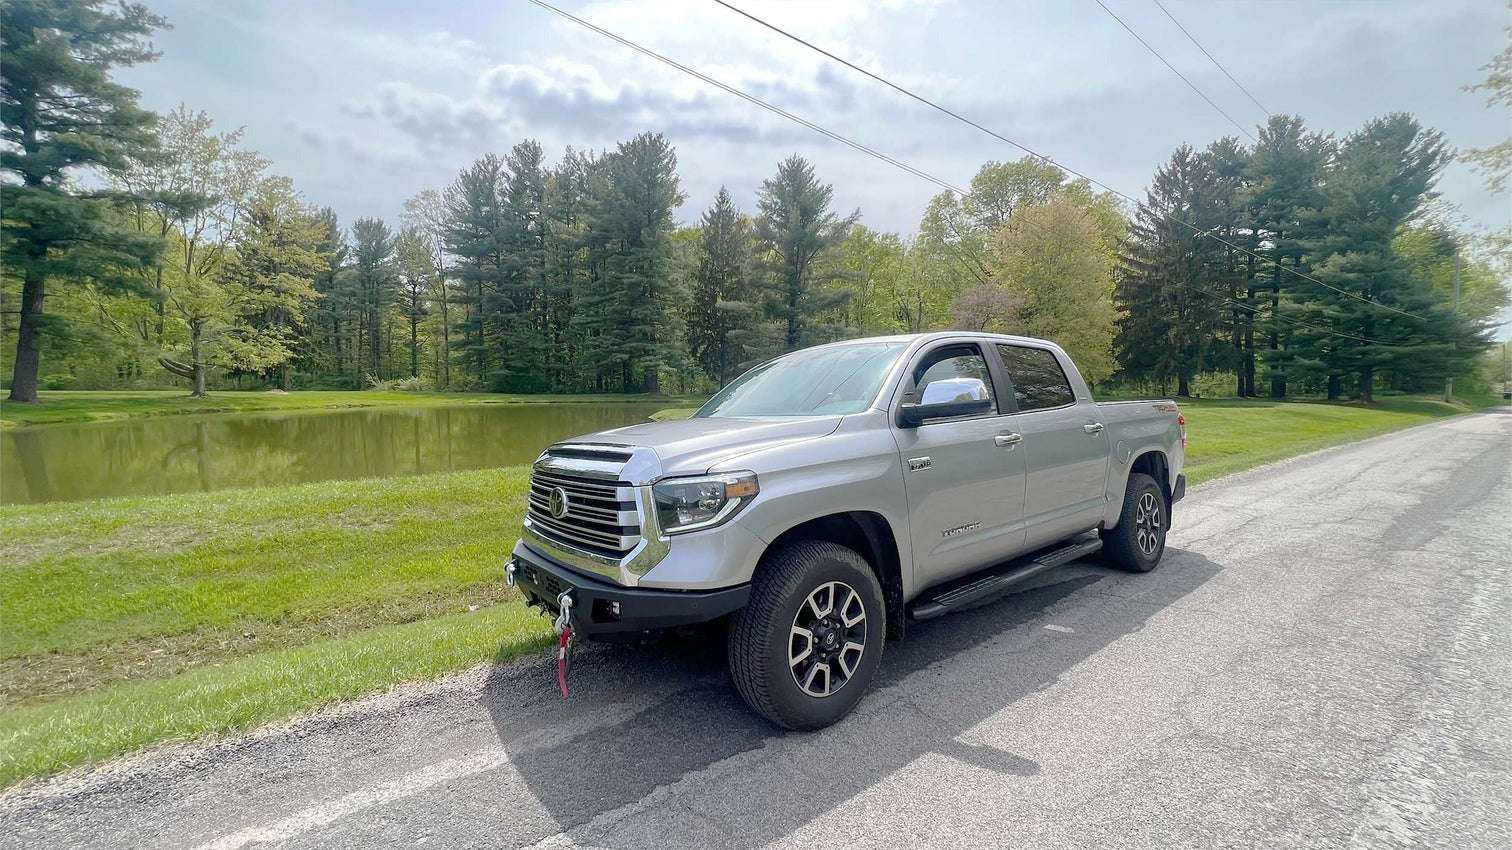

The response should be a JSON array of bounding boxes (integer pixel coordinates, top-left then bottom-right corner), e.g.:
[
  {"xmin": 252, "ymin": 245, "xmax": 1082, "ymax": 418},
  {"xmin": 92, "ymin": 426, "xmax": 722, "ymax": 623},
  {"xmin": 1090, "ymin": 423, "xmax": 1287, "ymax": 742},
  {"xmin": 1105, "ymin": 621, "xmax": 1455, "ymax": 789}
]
[
  {"xmin": 1130, "ymin": 450, "xmax": 1170, "ymax": 503},
  {"xmin": 766, "ymin": 512, "xmax": 906, "ymax": 642}
]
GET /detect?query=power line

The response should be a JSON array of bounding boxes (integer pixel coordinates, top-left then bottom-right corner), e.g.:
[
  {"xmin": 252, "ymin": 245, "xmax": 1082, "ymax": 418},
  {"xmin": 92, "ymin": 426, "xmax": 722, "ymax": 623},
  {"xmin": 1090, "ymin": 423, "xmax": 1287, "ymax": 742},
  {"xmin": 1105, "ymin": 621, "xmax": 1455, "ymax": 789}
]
[
  {"xmin": 1093, "ymin": 0, "xmax": 1256, "ymax": 141},
  {"xmin": 524, "ymin": 0, "xmax": 967, "ymax": 199},
  {"xmin": 1150, "ymin": 0, "xmax": 1271, "ymax": 118},
  {"xmin": 528, "ymin": 0, "xmax": 1412, "ymax": 349},
  {"xmin": 711, "ymin": 0, "xmax": 1435, "ymax": 323}
]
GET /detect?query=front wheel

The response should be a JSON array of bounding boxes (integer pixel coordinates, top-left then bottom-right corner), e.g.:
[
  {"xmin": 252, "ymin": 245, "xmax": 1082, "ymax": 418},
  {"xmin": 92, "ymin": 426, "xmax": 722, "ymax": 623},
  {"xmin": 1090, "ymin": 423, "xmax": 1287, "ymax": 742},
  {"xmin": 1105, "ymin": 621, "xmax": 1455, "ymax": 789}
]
[
  {"xmin": 1100, "ymin": 472, "xmax": 1167, "ymax": 573},
  {"xmin": 728, "ymin": 541, "xmax": 885, "ymax": 730}
]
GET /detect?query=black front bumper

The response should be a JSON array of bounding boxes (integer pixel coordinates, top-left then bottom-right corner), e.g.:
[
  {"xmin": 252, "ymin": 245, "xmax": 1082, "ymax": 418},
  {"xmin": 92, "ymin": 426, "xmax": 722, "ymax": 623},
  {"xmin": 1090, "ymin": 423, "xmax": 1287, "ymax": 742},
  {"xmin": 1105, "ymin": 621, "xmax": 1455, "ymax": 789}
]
[{"xmin": 509, "ymin": 543, "xmax": 751, "ymax": 638}]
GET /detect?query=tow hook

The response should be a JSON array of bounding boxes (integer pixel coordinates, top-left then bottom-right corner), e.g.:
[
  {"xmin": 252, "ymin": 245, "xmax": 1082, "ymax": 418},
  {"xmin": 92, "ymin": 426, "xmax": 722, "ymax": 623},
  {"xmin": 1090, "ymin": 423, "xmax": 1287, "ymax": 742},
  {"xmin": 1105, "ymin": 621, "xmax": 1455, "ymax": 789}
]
[
  {"xmin": 553, "ymin": 590, "xmax": 577, "ymax": 699},
  {"xmin": 504, "ymin": 559, "xmax": 517, "ymax": 588}
]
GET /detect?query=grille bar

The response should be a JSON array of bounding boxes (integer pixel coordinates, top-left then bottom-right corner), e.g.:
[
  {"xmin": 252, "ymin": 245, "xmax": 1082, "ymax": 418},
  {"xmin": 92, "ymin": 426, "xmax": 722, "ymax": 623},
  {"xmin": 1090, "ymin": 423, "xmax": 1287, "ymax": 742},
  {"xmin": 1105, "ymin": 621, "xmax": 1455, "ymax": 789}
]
[{"xmin": 526, "ymin": 466, "xmax": 641, "ymax": 557}]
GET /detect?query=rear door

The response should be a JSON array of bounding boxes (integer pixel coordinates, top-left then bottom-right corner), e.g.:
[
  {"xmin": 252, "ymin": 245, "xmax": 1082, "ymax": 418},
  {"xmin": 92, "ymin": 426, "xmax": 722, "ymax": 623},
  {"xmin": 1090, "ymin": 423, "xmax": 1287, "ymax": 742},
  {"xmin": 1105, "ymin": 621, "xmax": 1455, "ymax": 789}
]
[
  {"xmin": 993, "ymin": 344, "xmax": 1111, "ymax": 548},
  {"xmin": 892, "ymin": 341, "xmax": 1028, "ymax": 587}
]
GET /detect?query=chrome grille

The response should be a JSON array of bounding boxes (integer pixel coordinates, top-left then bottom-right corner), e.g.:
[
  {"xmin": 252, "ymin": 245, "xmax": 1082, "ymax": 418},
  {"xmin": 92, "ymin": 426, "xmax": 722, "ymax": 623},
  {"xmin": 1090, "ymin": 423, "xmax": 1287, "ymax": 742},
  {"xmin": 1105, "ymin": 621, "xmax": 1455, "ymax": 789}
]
[{"xmin": 527, "ymin": 470, "xmax": 640, "ymax": 557}]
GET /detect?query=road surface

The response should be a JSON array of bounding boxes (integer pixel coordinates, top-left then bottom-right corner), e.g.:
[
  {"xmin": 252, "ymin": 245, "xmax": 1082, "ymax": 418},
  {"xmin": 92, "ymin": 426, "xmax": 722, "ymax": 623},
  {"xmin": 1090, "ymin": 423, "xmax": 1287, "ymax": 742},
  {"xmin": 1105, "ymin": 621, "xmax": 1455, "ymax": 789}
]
[{"xmin": 3, "ymin": 409, "xmax": 1510, "ymax": 849}]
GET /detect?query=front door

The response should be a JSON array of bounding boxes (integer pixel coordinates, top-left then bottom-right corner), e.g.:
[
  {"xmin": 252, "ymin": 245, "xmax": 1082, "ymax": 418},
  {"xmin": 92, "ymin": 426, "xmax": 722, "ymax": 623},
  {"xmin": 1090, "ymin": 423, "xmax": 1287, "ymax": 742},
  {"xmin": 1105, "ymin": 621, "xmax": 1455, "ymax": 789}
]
[{"xmin": 892, "ymin": 341, "xmax": 1028, "ymax": 588}]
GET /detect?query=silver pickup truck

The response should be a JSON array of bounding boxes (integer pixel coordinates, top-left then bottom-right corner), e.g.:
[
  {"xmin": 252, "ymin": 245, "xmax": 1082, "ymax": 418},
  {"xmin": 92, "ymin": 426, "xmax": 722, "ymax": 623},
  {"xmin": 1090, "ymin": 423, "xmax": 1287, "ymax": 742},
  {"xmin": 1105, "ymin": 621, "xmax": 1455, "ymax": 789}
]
[{"xmin": 509, "ymin": 332, "xmax": 1185, "ymax": 728}]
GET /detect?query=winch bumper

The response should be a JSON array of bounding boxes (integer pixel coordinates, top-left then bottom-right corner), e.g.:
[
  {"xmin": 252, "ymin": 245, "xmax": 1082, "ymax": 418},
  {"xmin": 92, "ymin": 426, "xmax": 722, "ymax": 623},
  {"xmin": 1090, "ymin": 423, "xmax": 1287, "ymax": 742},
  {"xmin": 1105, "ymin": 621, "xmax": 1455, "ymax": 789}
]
[{"xmin": 508, "ymin": 541, "xmax": 751, "ymax": 638}]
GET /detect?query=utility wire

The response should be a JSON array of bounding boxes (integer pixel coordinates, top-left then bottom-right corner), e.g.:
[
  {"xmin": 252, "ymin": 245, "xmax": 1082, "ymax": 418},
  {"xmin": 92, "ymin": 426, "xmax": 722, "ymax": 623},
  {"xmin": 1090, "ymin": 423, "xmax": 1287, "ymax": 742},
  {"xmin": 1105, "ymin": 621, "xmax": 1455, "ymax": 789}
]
[
  {"xmin": 1093, "ymin": 0, "xmax": 1256, "ymax": 142},
  {"xmin": 524, "ymin": 0, "xmax": 967, "ymax": 199},
  {"xmin": 711, "ymin": 0, "xmax": 1435, "ymax": 324},
  {"xmin": 1150, "ymin": 0, "xmax": 1271, "ymax": 118},
  {"xmin": 529, "ymin": 0, "xmax": 1410, "ymax": 349}
]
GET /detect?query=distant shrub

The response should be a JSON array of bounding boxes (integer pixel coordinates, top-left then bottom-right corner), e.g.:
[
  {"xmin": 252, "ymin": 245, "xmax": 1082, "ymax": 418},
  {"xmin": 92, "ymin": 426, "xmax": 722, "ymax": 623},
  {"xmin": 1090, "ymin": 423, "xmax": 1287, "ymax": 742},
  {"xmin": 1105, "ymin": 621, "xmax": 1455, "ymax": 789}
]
[
  {"xmin": 41, "ymin": 374, "xmax": 77, "ymax": 390},
  {"xmin": 364, "ymin": 375, "xmax": 432, "ymax": 392}
]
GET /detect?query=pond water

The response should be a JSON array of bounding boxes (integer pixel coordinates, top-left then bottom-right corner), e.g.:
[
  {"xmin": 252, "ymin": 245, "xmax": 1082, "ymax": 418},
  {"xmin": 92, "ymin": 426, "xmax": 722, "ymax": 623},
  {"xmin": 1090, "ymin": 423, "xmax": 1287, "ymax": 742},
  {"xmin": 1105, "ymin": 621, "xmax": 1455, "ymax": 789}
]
[{"xmin": 0, "ymin": 402, "xmax": 669, "ymax": 505}]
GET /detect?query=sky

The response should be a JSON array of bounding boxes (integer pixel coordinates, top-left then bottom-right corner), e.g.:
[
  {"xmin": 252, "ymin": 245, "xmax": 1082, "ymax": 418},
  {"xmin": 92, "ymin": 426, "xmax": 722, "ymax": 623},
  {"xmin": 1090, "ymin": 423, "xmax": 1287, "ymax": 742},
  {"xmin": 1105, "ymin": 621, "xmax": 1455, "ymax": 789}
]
[{"xmin": 118, "ymin": 0, "xmax": 1508, "ymax": 260}]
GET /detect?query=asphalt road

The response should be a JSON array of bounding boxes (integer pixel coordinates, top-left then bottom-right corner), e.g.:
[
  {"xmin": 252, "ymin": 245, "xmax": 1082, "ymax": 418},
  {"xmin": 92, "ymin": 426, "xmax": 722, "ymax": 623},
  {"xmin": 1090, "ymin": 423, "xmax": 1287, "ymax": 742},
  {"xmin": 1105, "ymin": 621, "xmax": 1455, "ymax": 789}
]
[{"xmin": 4, "ymin": 409, "xmax": 1510, "ymax": 849}]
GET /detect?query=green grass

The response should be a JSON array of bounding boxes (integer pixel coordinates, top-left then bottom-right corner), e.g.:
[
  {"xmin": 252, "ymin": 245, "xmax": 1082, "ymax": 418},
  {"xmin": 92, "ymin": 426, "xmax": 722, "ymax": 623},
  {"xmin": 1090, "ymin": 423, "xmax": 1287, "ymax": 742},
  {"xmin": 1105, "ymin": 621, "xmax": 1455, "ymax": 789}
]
[
  {"xmin": 1175, "ymin": 396, "xmax": 1478, "ymax": 484},
  {"xmin": 0, "ymin": 389, "xmax": 701, "ymax": 428},
  {"xmin": 0, "ymin": 393, "xmax": 1490, "ymax": 787}
]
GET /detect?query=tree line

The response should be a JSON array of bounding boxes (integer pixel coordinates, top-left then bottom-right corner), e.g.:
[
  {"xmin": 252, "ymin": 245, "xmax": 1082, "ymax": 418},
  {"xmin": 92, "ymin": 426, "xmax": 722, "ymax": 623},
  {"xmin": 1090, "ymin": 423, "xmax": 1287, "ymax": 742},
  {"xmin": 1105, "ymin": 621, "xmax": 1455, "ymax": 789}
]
[{"xmin": 3, "ymin": 0, "xmax": 1507, "ymax": 402}]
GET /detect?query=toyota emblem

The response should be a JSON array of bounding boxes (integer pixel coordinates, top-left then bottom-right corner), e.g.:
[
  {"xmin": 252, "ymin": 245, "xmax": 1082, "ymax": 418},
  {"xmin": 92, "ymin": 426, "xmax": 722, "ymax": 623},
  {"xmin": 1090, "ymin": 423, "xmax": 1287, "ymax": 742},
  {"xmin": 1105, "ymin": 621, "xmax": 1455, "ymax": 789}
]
[{"xmin": 548, "ymin": 486, "xmax": 570, "ymax": 519}]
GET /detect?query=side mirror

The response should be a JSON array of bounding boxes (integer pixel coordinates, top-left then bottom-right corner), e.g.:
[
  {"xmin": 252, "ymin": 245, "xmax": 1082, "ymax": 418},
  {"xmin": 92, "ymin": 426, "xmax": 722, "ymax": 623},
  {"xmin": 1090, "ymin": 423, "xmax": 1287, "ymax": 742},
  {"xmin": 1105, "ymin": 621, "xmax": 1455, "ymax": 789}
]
[{"xmin": 899, "ymin": 377, "xmax": 993, "ymax": 426}]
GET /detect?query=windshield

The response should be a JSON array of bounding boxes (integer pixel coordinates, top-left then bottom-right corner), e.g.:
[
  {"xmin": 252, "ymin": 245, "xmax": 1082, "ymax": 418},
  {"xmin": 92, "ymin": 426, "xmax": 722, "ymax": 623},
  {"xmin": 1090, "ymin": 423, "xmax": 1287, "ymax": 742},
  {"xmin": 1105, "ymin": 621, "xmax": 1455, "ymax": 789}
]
[{"xmin": 694, "ymin": 342, "xmax": 905, "ymax": 418}]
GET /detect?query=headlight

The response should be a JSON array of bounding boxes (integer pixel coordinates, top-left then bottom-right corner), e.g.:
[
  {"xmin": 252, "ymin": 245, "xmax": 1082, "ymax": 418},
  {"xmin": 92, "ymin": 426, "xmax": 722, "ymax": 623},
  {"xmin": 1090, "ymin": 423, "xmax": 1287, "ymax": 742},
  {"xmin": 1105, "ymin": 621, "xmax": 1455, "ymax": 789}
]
[{"xmin": 652, "ymin": 471, "xmax": 759, "ymax": 535}]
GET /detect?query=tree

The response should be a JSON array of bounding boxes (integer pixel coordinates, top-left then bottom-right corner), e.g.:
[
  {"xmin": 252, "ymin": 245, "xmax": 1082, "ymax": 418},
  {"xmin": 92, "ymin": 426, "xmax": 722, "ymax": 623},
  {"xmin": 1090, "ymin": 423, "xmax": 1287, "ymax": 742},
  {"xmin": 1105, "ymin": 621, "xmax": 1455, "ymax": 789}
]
[
  {"xmin": 986, "ymin": 192, "xmax": 1121, "ymax": 384},
  {"xmin": 114, "ymin": 106, "xmax": 268, "ymax": 396},
  {"xmin": 917, "ymin": 157, "xmax": 1067, "ymax": 286},
  {"xmin": 688, "ymin": 187, "xmax": 758, "ymax": 385},
  {"xmin": 225, "ymin": 176, "xmax": 327, "ymax": 390},
  {"xmin": 1291, "ymin": 114, "xmax": 1462, "ymax": 402},
  {"xmin": 1242, "ymin": 115, "xmax": 1330, "ymax": 398},
  {"xmin": 755, "ymin": 155, "xmax": 857, "ymax": 351},
  {"xmin": 1462, "ymin": 15, "xmax": 1511, "ymax": 195},
  {"xmin": 304, "ymin": 207, "xmax": 350, "ymax": 383},
  {"xmin": 348, "ymin": 217, "xmax": 397, "ymax": 381},
  {"xmin": 394, "ymin": 227, "xmax": 433, "ymax": 379},
  {"xmin": 576, "ymin": 133, "xmax": 686, "ymax": 392},
  {"xmin": 443, "ymin": 155, "xmax": 507, "ymax": 386},
  {"xmin": 401, "ymin": 190, "xmax": 451, "ymax": 386},
  {"xmin": 1115, "ymin": 145, "xmax": 1230, "ymax": 397},
  {"xmin": 2, "ymin": 0, "xmax": 168, "ymax": 401}
]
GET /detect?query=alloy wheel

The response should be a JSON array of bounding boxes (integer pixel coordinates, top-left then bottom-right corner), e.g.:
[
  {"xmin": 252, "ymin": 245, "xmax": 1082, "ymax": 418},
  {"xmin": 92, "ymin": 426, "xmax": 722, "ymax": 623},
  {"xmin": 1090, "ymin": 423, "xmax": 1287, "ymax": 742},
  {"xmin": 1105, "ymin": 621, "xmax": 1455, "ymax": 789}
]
[{"xmin": 789, "ymin": 581, "xmax": 867, "ymax": 698}]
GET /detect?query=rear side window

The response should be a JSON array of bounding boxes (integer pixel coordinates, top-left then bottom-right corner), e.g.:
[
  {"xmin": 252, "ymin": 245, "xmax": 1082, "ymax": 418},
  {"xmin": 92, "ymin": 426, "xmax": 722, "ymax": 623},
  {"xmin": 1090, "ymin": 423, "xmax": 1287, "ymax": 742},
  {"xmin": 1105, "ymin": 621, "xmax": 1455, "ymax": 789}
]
[{"xmin": 997, "ymin": 345, "xmax": 1074, "ymax": 411}]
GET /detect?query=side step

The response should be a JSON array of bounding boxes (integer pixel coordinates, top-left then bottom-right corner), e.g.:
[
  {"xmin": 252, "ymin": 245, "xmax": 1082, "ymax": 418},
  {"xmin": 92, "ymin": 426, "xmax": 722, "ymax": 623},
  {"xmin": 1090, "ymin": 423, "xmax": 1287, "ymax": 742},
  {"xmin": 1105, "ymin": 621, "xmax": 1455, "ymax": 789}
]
[{"xmin": 907, "ymin": 533, "xmax": 1103, "ymax": 622}]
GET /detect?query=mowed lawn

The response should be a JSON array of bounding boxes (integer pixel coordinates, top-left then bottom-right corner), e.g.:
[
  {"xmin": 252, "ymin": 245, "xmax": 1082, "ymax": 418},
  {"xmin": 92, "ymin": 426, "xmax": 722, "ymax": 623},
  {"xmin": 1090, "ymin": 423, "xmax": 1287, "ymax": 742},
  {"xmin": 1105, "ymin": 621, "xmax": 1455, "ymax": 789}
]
[
  {"xmin": 0, "ymin": 388, "xmax": 698, "ymax": 428},
  {"xmin": 0, "ymin": 394, "xmax": 1486, "ymax": 786}
]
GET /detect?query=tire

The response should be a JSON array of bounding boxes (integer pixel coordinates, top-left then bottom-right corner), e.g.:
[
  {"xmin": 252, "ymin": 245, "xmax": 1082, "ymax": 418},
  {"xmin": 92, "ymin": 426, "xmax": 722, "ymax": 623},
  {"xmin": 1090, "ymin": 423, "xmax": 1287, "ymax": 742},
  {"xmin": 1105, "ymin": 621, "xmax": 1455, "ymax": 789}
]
[
  {"xmin": 728, "ymin": 540, "xmax": 885, "ymax": 730},
  {"xmin": 1100, "ymin": 472, "xmax": 1168, "ymax": 573}
]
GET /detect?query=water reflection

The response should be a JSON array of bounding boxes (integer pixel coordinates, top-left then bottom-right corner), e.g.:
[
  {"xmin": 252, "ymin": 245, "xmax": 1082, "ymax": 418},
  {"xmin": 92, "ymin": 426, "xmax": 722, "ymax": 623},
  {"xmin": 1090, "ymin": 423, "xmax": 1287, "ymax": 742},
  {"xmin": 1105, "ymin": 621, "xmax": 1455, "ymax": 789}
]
[{"xmin": 0, "ymin": 403, "xmax": 668, "ymax": 505}]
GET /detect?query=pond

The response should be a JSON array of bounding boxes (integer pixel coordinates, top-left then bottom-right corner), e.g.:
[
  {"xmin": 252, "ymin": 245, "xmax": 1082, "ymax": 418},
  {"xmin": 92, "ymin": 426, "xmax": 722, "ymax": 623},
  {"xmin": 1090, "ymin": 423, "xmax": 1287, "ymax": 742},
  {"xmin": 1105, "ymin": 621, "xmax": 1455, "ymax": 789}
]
[{"xmin": 0, "ymin": 402, "xmax": 670, "ymax": 505}]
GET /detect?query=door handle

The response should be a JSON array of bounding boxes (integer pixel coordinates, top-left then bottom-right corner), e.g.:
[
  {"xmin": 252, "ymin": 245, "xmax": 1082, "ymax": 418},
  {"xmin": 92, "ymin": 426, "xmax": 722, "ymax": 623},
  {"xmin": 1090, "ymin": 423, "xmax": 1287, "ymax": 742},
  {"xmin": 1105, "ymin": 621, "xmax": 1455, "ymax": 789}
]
[
  {"xmin": 994, "ymin": 433, "xmax": 1022, "ymax": 447},
  {"xmin": 1083, "ymin": 422, "xmax": 1105, "ymax": 435}
]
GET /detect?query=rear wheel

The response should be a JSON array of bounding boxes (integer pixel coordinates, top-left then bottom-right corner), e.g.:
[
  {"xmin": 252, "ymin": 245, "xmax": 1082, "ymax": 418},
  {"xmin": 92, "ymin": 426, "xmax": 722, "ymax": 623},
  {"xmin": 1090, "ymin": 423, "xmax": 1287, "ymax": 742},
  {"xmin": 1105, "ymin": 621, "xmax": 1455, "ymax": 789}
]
[
  {"xmin": 1100, "ymin": 472, "xmax": 1167, "ymax": 573},
  {"xmin": 728, "ymin": 540, "xmax": 885, "ymax": 730}
]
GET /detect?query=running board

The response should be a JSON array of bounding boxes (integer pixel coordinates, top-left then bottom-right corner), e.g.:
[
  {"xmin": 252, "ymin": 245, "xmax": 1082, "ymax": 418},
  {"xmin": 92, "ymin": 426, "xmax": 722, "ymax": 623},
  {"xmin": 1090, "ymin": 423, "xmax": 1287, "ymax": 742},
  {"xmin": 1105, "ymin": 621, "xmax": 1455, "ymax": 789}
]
[{"xmin": 907, "ymin": 534, "xmax": 1103, "ymax": 622}]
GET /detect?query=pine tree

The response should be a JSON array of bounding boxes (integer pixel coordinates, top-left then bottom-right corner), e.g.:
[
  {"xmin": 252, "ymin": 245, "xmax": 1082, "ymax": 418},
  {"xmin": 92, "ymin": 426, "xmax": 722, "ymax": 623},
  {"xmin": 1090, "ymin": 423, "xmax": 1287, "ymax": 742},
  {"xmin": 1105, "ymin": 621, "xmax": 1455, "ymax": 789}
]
[
  {"xmin": 349, "ymin": 217, "xmax": 396, "ymax": 381},
  {"xmin": 755, "ymin": 155, "xmax": 857, "ymax": 351},
  {"xmin": 443, "ymin": 155, "xmax": 507, "ymax": 386},
  {"xmin": 689, "ymin": 187, "xmax": 758, "ymax": 386},
  {"xmin": 1242, "ymin": 115, "xmax": 1329, "ymax": 398},
  {"xmin": 576, "ymin": 133, "xmax": 686, "ymax": 392},
  {"xmin": 494, "ymin": 139, "xmax": 550, "ymax": 391},
  {"xmin": 1291, "ymin": 114, "xmax": 1458, "ymax": 402},
  {"xmin": 1115, "ymin": 145, "xmax": 1228, "ymax": 397},
  {"xmin": 2, "ymin": 0, "xmax": 169, "ymax": 401}
]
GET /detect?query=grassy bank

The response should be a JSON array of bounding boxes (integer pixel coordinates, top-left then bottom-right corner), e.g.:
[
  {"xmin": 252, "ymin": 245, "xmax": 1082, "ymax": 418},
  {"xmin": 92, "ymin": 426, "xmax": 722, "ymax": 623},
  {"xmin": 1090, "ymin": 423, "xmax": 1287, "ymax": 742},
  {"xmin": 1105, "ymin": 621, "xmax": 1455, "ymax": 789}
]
[
  {"xmin": 0, "ymin": 394, "xmax": 1484, "ymax": 786},
  {"xmin": 0, "ymin": 389, "xmax": 701, "ymax": 429}
]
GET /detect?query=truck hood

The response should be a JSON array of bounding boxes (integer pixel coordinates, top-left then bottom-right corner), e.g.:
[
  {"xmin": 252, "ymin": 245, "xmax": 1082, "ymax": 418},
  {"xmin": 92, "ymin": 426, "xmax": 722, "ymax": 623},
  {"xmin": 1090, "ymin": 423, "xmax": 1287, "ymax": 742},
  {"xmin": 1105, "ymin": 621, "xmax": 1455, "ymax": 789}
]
[{"xmin": 561, "ymin": 415, "xmax": 843, "ymax": 477}]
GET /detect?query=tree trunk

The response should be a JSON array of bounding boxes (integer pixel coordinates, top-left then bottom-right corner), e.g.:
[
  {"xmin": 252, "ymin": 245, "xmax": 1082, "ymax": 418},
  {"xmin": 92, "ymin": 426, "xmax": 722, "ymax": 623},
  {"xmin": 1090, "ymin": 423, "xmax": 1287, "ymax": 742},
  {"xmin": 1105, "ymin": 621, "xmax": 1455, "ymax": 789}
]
[
  {"xmin": 644, "ymin": 365, "xmax": 660, "ymax": 395},
  {"xmin": 410, "ymin": 317, "xmax": 419, "ymax": 378},
  {"xmin": 1327, "ymin": 374, "xmax": 1340, "ymax": 401},
  {"xmin": 281, "ymin": 365, "xmax": 292, "ymax": 392},
  {"xmin": 8, "ymin": 267, "xmax": 45, "ymax": 403},
  {"xmin": 1358, "ymin": 367, "xmax": 1373, "ymax": 403},
  {"xmin": 189, "ymin": 324, "xmax": 208, "ymax": 398},
  {"xmin": 1177, "ymin": 373, "xmax": 1191, "ymax": 398}
]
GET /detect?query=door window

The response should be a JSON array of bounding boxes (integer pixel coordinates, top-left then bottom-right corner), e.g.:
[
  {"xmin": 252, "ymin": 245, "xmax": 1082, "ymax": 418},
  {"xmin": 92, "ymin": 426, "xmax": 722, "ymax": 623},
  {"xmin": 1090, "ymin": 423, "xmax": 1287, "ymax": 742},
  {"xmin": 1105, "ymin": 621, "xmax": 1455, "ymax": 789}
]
[
  {"xmin": 997, "ymin": 345, "xmax": 1074, "ymax": 411},
  {"xmin": 908, "ymin": 344, "xmax": 998, "ymax": 416}
]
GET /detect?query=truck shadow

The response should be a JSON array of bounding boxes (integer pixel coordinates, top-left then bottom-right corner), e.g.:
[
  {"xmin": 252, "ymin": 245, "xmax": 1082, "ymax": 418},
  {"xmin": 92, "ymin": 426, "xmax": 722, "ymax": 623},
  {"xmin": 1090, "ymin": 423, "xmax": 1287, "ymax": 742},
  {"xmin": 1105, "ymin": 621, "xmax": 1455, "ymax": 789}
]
[{"xmin": 481, "ymin": 547, "xmax": 1222, "ymax": 848}]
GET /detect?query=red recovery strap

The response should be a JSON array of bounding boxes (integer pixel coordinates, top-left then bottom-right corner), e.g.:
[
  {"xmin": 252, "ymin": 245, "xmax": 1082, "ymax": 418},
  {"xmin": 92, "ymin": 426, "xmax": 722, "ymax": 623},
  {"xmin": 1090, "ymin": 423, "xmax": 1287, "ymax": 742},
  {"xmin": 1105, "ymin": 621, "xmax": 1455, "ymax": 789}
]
[{"xmin": 557, "ymin": 628, "xmax": 572, "ymax": 698}]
